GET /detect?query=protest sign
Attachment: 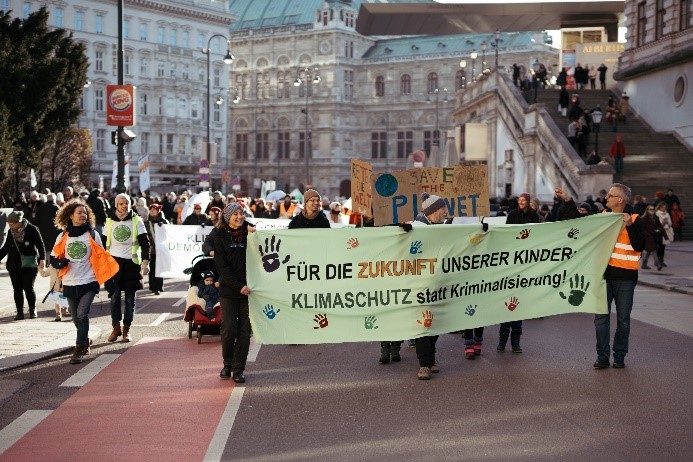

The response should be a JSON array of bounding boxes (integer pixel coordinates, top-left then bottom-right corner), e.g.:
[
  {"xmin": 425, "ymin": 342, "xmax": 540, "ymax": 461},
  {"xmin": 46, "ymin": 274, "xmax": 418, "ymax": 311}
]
[
  {"xmin": 154, "ymin": 224, "xmax": 213, "ymax": 279},
  {"xmin": 246, "ymin": 214, "xmax": 623, "ymax": 344},
  {"xmin": 350, "ymin": 159, "xmax": 373, "ymax": 216},
  {"xmin": 371, "ymin": 165, "xmax": 490, "ymax": 226}
]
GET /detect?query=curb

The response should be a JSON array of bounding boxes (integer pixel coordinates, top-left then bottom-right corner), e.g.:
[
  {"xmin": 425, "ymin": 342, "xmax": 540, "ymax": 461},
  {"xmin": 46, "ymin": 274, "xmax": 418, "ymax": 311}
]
[{"xmin": 638, "ymin": 279, "xmax": 693, "ymax": 296}]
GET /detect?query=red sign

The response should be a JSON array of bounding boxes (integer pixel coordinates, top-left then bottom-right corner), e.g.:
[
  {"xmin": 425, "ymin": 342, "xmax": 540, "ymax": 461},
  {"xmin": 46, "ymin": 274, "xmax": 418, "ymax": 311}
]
[{"xmin": 106, "ymin": 85, "xmax": 136, "ymax": 126}]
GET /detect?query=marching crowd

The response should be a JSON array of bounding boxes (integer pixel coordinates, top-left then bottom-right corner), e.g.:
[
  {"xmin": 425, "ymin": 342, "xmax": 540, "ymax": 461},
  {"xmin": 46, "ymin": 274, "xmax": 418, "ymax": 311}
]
[{"xmin": 0, "ymin": 182, "xmax": 685, "ymax": 381}]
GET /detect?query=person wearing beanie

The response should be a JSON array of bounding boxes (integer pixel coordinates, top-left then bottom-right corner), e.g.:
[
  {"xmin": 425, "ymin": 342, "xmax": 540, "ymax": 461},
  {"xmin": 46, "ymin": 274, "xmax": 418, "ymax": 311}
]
[
  {"xmin": 412, "ymin": 192, "xmax": 448, "ymax": 381},
  {"xmin": 253, "ymin": 199, "xmax": 272, "ymax": 219},
  {"xmin": 328, "ymin": 201, "xmax": 342, "ymax": 224},
  {"xmin": 275, "ymin": 194, "xmax": 295, "ymax": 219},
  {"xmin": 206, "ymin": 190, "xmax": 226, "ymax": 214},
  {"xmin": 144, "ymin": 203, "xmax": 169, "ymax": 295},
  {"xmin": 498, "ymin": 192, "xmax": 541, "ymax": 354},
  {"xmin": 202, "ymin": 206, "xmax": 223, "ymax": 256},
  {"xmin": 104, "ymin": 193, "xmax": 151, "ymax": 343},
  {"xmin": 214, "ymin": 202, "xmax": 256, "ymax": 383},
  {"xmin": 288, "ymin": 189, "xmax": 330, "ymax": 229},
  {"xmin": 1, "ymin": 210, "xmax": 46, "ymax": 320},
  {"xmin": 183, "ymin": 202, "xmax": 208, "ymax": 226}
]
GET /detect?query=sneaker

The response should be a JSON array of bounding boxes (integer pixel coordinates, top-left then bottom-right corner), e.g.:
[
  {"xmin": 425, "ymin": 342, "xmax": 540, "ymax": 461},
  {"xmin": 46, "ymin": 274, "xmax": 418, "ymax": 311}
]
[
  {"xmin": 430, "ymin": 361, "xmax": 440, "ymax": 373},
  {"xmin": 232, "ymin": 372, "xmax": 246, "ymax": 383},
  {"xmin": 417, "ymin": 367, "xmax": 431, "ymax": 380},
  {"xmin": 464, "ymin": 347, "xmax": 475, "ymax": 359},
  {"xmin": 407, "ymin": 339, "xmax": 416, "ymax": 348},
  {"xmin": 379, "ymin": 355, "xmax": 390, "ymax": 365},
  {"xmin": 391, "ymin": 353, "xmax": 401, "ymax": 362},
  {"xmin": 593, "ymin": 359, "xmax": 610, "ymax": 369},
  {"xmin": 219, "ymin": 367, "xmax": 232, "ymax": 379},
  {"xmin": 512, "ymin": 345, "xmax": 523, "ymax": 353},
  {"xmin": 612, "ymin": 361, "xmax": 625, "ymax": 369},
  {"xmin": 641, "ymin": 264, "xmax": 651, "ymax": 269}
]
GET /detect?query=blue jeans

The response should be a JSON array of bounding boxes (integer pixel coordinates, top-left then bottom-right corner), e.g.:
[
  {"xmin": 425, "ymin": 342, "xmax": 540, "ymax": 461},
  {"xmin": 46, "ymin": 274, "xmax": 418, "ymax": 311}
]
[
  {"xmin": 110, "ymin": 290, "xmax": 136, "ymax": 326},
  {"xmin": 68, "ymin": 291, "xmax": 96, "ymax": 346},
  {"xmin": 595, "ymin": 279, "xmax": 636, "ymax": 362},
  {"xmin": 614, "ymin": 156, "xmax": 624, "ymax": 172}
]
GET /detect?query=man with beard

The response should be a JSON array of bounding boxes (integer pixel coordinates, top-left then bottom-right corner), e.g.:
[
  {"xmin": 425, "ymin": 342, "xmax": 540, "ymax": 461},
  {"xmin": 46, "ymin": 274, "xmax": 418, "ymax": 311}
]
[{"xmin": 288, "ymin": 189, "xmax": 330, "ymax": 229}]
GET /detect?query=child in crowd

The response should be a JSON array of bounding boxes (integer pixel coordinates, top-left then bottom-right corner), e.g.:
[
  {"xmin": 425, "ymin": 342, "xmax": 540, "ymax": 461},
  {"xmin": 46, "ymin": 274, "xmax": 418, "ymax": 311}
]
[
  {"xmin": 197, "ymin": 270, "xmax": 219, "ymax": 320},
  {"xmin": 39, "ymin": 265, "xmax": 69, "ymax": 322}
]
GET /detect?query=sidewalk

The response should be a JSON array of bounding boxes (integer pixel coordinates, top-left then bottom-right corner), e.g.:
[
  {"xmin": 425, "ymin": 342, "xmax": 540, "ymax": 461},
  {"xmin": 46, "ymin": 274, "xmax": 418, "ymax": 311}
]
[{"xmin": 1, "ymin": 241, "xmax": 692, "ymax": 372}]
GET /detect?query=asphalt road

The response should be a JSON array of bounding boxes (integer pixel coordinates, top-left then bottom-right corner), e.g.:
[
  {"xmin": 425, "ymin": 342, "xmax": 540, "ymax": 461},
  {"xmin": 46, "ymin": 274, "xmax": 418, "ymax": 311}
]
[{"xmin": 1, "ymin": 281, "xmax": 692, "ymax": 461}]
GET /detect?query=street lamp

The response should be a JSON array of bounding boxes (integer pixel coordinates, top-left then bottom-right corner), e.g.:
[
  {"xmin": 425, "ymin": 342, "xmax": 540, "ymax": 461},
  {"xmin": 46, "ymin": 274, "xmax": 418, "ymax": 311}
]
[
  {"xmin": 202, "ymin": 34, "xmax": 234, "ymax": 190},
  {"xmin": 294, "ymin": 66, "xmax": 320, "ymax": 187},
  {"xmin": 481, "ymin": 41, "xmax": 487, "ymax": 74},
  {"xmin": 591, "ymin": 107, "xmax": 603, "ymax": 155},
  {"xmin": 532, "ymin": 59, "xmax": 542, "ymax": 103},
  {"xmin": 459, "ymin": 60, "xmax": 467, "ymax": 88},
  {"xmin": 494, "ymin": 29, "xmax": 501, "ymax": 68},
  {"xmin": 470, "ymin": 50, "xmax": 478, "ymax": 82},
  {"xmin": 426, "ymin": 88, "xmax": 448, "ymax": 166}
]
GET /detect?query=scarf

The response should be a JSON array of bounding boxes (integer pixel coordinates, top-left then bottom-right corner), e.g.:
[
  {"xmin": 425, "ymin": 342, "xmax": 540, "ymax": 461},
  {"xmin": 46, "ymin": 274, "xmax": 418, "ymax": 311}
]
[
  {"xmin": 10, "ymin": 219, "xmax": 27, "ymax": 242},
  {"xmin": 115, "ymin": 209, "xmax": 131, "ymax": 220},
  {"xmin": 67, "ymin": 223, "xmax": 93, "ymax": 237}
]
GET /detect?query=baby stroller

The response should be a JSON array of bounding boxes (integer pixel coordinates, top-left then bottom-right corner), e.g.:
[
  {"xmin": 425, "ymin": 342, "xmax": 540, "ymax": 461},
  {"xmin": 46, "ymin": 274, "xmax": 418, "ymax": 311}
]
[{"xmin": 183, "ymin": 255, "xmax": 222, "ymax": 343}]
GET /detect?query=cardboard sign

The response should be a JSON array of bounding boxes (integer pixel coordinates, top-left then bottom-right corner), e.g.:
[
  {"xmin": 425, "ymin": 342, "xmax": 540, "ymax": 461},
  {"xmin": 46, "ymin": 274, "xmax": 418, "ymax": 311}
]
[
  {"xmin": 106, "ymin": 84, "xmax": 136, "ymax": 126},
  {"xmin": 371, "ymin": 165, "xmax": 489, "ymax": 226},
  {"xmin": 350, "ymin": 159, "xmax": 372, "ymax": 216}
]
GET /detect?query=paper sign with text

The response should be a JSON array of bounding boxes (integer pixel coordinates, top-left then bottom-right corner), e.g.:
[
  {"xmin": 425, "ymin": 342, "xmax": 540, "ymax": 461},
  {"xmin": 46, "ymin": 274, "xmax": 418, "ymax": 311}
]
[{"xmin": 350, "ymin": 159, "xmax": 373, "ymax": 216}]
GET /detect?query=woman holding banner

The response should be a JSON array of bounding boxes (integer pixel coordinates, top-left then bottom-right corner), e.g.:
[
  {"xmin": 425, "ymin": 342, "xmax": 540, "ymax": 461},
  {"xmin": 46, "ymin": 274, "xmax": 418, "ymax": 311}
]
[
  {"xmin": 214, "ymin": 202, "xmax": 255, "ymax": 384},
  {"xmin": 144, "ymin": 203, "xmax": 169, "ymax": 295}
]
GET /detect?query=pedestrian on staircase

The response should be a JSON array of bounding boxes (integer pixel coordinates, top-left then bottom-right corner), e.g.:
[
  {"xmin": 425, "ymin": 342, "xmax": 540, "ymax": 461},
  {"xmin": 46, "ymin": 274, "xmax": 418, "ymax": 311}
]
[
  {"xmin": 104, "ymin": 193, "xmax": 152, "ymax": 343},
  {"xmin": 51, "ymin": 200, "xmax": 119, "ymax": 364},
  {"xmin": 609, "ymin": 135, "xmax": 626, "ymax": 173}
]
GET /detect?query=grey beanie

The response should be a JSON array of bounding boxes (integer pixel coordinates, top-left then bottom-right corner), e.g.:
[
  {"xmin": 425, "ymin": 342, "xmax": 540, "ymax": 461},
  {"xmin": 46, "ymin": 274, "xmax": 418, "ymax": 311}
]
[
  {"xmin": 7, "ymin": 211, "xmax": 24, "ymax": 223},
  {"xmin": 421, "ymin": 192, "xmax": 446, "ymax": 216},
  {"xmin": 223, "ymin": 202, "xmax": 243, "ymax": 222}
]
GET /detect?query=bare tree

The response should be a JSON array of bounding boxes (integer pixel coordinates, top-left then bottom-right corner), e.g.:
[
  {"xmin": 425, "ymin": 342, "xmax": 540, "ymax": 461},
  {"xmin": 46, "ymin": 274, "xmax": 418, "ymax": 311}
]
[{"xmin": 40, "ymin": 127, "xmax": 93, "ymax": 192}]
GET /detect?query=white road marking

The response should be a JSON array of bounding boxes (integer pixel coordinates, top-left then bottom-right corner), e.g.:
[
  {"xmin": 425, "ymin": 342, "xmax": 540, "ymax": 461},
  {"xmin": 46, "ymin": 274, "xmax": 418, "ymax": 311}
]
[
  {"xmin": 173, "ymin": 296, "xmax": 187, "ymax": 307},
  {"xmin": 150, "ymin": 313, "xmax": 169, "ymax": 326},
  {"xmin": 204, "ymin": 386, "xmax": 245, "ymax": 462},
  {"xmin": 60, "ymin": 354, "xmax": 120, "ymax": 387},
  {"xmin": 0, "ymin": 410, "xmax": 52, "ymax": 455},
  {"xmin": 247, "ymin": 339, "xmax": 261, "ymax": 362}
]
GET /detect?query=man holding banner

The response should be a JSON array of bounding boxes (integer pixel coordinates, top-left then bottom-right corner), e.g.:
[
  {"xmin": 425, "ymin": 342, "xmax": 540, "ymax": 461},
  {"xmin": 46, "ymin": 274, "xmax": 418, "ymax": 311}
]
[{"xmin": 556, "ymin": 184, "xmax": 645, "ymax": 369}]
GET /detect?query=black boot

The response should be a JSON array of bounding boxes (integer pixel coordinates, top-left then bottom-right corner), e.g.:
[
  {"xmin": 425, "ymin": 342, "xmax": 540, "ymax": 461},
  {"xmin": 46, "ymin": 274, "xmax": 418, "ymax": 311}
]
[
  {"xmin": 29, "ymin": 309, "xmax": 38, "ymax": 319},
  {"xmin": 511, "ymin": 331, "xmax": 523, "ymax": 353},
  {"xmin": 390, "ymin": 342, "xmax": 402, "ymax": 362},
  {"xmin": 497, "ymin": 327, "xmax": 509, "ymax": 351},
  {"xmin": 379, "ymin": 342, "xmax": 391, "ymax": 364},
  {"xmin": 14, "ymin": 309, "xmax": 25, "ymax": 321}
]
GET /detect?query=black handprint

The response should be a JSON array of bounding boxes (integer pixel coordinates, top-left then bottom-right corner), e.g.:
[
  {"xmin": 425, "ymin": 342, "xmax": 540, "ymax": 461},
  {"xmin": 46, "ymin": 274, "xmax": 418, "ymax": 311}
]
[
  {"xmin": 258, "ymin": 234, "xmax": 290, "ymax": 273},
  {"xmin": 465, "ymin": 305, "xmax": 476, "ymax": 316},
  {"xmin": 559, "ymin": 273, "xmax": 591, "ymax": 306},
  {"xmin": 516, "ymin": 229, "xmax": 530, "ymax": 239},
  {"xmin": 568, "ymin": 228, "xmax": 580, "ymax": 239}
]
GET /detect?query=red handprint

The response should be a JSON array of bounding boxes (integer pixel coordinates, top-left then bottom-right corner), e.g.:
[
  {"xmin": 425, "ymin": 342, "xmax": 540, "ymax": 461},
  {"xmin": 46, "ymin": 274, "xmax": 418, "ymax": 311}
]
[
  {"xmin": 417, "ymin": 310, "xmax": 433, "ymax": 328},
  {"xmin": 516, "ymin": 229, "xmax": 530, "ymax": 239},
  {"xmin": 347, "ymin": 237, "xmax": 359, "ymax": 249},
  {"xmin": 313, "ymin": 314, "xmax": 328, "ymax": 329},
  {"xmin": 505, "ymin": 296, "xmax": 520, "ymax": 311}
]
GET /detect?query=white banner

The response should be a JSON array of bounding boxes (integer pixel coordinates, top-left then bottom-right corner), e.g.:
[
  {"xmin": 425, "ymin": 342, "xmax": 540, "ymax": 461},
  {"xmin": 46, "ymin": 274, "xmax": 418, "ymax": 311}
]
[
  {"xmin": 138, "ymin": 155, "xmax": 150, "ymax": 192},
  {"xmin": 154, "ymin": 224, "xmax": 213, "ymax": 279}
]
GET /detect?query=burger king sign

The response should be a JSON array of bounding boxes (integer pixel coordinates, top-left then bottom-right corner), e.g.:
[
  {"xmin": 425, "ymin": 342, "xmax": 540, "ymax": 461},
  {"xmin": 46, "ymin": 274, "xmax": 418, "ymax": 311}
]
[{"xmin": 106, "ymin": 85, "xmax": 136, "ymax": 126}]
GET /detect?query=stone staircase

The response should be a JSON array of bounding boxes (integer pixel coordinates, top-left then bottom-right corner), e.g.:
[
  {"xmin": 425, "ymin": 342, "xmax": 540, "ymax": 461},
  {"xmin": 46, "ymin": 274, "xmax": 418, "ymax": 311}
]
[{"xmin": 533, "ymin": 88, "xmax": 693, "ymax": 240}]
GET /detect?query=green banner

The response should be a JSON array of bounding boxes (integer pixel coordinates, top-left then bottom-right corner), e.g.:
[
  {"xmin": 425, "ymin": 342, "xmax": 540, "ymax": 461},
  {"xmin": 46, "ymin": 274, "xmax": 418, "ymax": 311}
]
[{"xmin": 247, "ymin": 214, "xmax": 624, "ymax": 344}]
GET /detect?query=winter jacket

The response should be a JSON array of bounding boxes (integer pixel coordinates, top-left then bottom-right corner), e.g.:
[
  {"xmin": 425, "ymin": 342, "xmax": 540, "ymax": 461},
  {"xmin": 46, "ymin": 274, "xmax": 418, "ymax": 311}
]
[
  {"xmin": 213, "ymin": 221, "xmax": 251, "ymax": 299},
  {"xmin": 288, "ymin": 210, "xmax": 331, "ymax": 229},
  {"xmin": 0, "ymin": 220, "xmax": 46, "ymax": 271}
]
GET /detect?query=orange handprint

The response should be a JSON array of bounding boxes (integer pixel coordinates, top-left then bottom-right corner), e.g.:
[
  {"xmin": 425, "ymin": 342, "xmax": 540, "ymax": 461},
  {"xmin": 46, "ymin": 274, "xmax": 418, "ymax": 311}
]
[
  {"xmin": 417, "ymin": 310, "xmax": 433, "ymax": 328},
  {"xmin": 505, "ymin": 296, "xmax": 520, "ymax": 311},
  {"xmin": 347, "ymin": 237, "xmax": 359, "ymax": 249}
]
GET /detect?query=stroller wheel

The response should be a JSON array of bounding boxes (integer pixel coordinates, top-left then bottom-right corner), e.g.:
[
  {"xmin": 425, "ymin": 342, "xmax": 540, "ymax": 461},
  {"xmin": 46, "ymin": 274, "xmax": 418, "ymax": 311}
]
[
  {"xmin": 188, "ymin": 321, "xmax": 193, "ymax": 339},
  {"xmin": 197, "ymin": 329, "xmax": 202, "ymax": 344}
]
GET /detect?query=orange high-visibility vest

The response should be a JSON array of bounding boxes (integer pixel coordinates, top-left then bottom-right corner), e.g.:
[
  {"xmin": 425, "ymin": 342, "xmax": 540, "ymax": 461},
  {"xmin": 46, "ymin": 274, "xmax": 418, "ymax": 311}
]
[
  {"xmin": 279, "ymin": 202, "xmax": 295, "ymax": 217},
  {"xmin": 607, "ymin": 213, "xmax": 641, "ymax": 270},
  {"xmin": 53, "ymin": 231, "xmax": 120, "ymax": 285}
]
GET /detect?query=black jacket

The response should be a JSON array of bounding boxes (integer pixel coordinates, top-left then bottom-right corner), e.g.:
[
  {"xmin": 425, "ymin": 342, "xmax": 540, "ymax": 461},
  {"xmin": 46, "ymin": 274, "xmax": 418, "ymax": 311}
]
[
  {"xmin": 0, "ymin": 221, "xmax": 46, "ymax": 271},
  {"xmin": 288, "ymin": 210, "xmax": 331, "ymax": 229},
  {"xmin": 506, "ymin": 208, "xmax": 541, "ymax": 225},
  {"xmin": 87, "ymin": 191, "xmax": 109, "ymax": 226},
  {"xmin": 213, "ymin": 221, "xmax": 251, "ymax": 299}
]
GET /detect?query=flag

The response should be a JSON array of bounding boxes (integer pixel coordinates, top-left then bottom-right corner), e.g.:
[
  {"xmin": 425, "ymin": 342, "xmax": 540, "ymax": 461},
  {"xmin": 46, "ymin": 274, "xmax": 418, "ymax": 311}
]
[{"xmin": 30, "ymin": 169, "xmax": 37, "ymax": 188}]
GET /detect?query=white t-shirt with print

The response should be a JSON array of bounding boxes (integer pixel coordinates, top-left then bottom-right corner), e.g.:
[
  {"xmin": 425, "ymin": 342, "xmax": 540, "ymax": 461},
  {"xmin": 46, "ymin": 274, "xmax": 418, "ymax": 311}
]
[
  {"xmin": 52, "ymin": 231, "xmax": 102, "ymax": 286},
  {"xmin": 108, "ymin": 218, "xmax": 147, "ymax": 259}
]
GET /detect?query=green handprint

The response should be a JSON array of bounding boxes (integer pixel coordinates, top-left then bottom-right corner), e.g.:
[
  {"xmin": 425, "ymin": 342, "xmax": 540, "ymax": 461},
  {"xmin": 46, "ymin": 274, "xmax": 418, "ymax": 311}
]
[
  {"xmin": 364, "ymin": 315, "xmax": 378, "ymax": 330},
  {"xmin": 559, "ymin": 273, "xmax": 591, "ymax": 306}
]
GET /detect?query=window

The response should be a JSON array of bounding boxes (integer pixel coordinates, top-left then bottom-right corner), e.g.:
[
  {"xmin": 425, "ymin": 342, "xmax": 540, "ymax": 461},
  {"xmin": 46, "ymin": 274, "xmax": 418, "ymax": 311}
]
[
  {"xmin": 455, "ymin": 70, "xmax": 467, "ymax": 89},
  {"xmin": 123, "ymin": 20, "xmax": 129, "ymax": 38},
  {"xmin": 371, "ymin": 132, "xmax": 387, "ymax": 159},
  {"xmin": 375, "ymin": 76, "xmax": 385, "ymax": 97},
  {"xmin": 181, "ymin": 64, "xmax": 189, "ymax": 80},
  {"xmin": 197, "ymin": 33, "xmax": 205, "ymax": 50},
  {"xmin": 140, "ymin": 94, "xmax": 148, "ymax": 115},
  {"xmin": 397, "ymin": 131, "xmax": 413, "ymax": 158},
  {"xmin": 182, "ymin": 31, "xmax": 189, "ymax": 48},
  {"xmin": 157, "ymin": 26, "xmax": 165, "ymax": 45},
  {"xmin": 212, "ymin": 37, "xmax": 221, "ymax": 53},
  {"xmin": 157, "ymin": 62, "xmax": 165, "ymax": 77},
  {"xmin": 344, "ymin": 69, "xmax": 354, "ymax": 99},
  {"xmin": 345, "ymin": 40, "xmax": 354, "ymax": 58},
  {"xmin": 236, "ymin": 133, "xmax": 248, "ymax": 160},
  {"xmin": 656, "ymin": 0, "xmax": 666, "ymax": 39},
  {"xmin": 191, "ymin": 100, "xmax": 199, "ymax": 119},
  {"xmin": 214, "ymin": 67, "xmax": 221, "ymax": 87},
  {"xmin": 299, "ymin": 132, "xmax": 311, "ymax": 159},
  {"xmin": 75, "ymin": 12, "xmax": 84, "ymax": 31},
  {"xmin": 322, "ymin": 10, "xmax": 329, "ymax": 26},
  {"xmin": 95, "ymin": 15, "xmax": 104, "ymax": 34},
  {"xmin": 96, "ymin": 129, "xmax": 105, "ymax": 152},
  {"xmin": 141, "ymin": 132, "xmax": 149, "ymax": 153},
  {"xmin": 169, "ymin": 62, "xmax": 177, "ymax": 78},
  {"xmin": 427, "ymin": 72, "xmax": 439, "ymax": 94},
  {"xmin": 682, "ymin": 0, "xmax": 693, "ymax": 30},
  {"xmin": 165, "ymin": 97, "xmax": 175, "ymax": 117},
  {"xmin": 55, "ymin": 8, "xmax": 63, "ymax": 27},
  {"xmin": 124, "ymin": 53, "xmax": 131, "ymax": 75},
  {"xmin": 277, "ymin": 131, "xmax": 290, "ymax": 159},
  {"xmin": 423, "ymin": 130, "xmax": 436, "ymax": 156},
  {"xmin": 139, "ymin": 24, "xmax": 147, "ymax": 41},
  {"xmin": 256, "ymin": 132, "xmax": 269, "ymax": 159},
  {"xmin": 166, "ymin": 134, "xmax": 174, "ymax": 154},
  {"xmin": 277, "ymin": 71, "xmax": 290, "ymax": 99},
  {"xmin": 159, "ymin": 134, "xmax": 164, "ymax": 154},
  {"xmin": 178, "ymin": 98, "xmax": 187, "ymax": 118},
  {"xmin": 344, "ymin": 12, "xmax": 355, "ymax": 28},
  {"xmin": 400, "ymin": 74, "xmax": 411, "ymax": 95},
  {"xmin": 178, "ymin": 135, "xmax": 186, "ymax": 156},
  {"xmin": 213, "ymin": 101, "xmax": 221, "ymax": 122},
  {"xmin": 169, "ymin": 29, "xmax": 177, "ymax": 46},
  {"xmin": 95, "ymin": 50, "xmax": 104, "ymax": 72},
  {"xmin": 95, "ymin": 87, "xmax": 104, "ymax": 111},
  {"xmin": 637, "ymin": 2, "xmax": 647, "ymax": 47},
  {"xmin": 140, "ymin": 57, "xmax": 149, "ymax": 76},
  {"xmin": 191, "ymin": 136, "xmax": 198, "ymax": 155}
]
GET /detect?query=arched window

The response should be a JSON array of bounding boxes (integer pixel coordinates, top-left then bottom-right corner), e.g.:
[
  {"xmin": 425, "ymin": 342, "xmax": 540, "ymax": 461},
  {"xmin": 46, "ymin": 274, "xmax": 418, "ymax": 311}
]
[
  {"xmin": 375, "ymin": 76, "xmax": 385, "ymax": 97},
  {"xmin": 427, "ymin": 72, "xmax": 438, "ymax": 94},
  {"xmin": 455, "ymin": 69, "xmax": 467, "ymax": 90},
  {"xmin": 400, "ymin": 74, "xmax": 411, "ymax": 95}
]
